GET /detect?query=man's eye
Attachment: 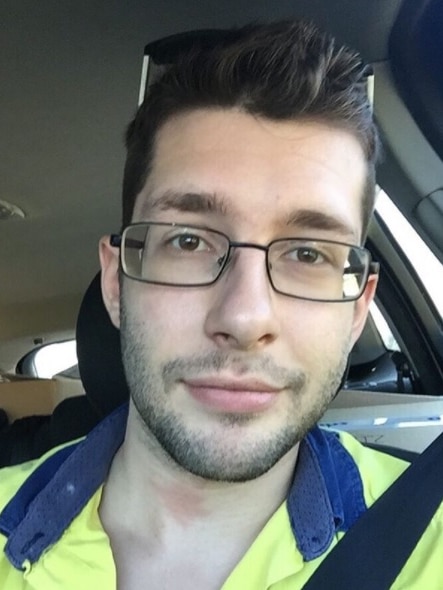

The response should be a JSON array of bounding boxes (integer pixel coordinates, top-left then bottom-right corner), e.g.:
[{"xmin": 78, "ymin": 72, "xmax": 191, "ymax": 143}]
[
  {"xmin": 289, "ymin": 247, "xmax": 324, "ymax": 264},
  {"xmin": 170, "ymin": 233, "xmax": 208, "ymax": 252}
]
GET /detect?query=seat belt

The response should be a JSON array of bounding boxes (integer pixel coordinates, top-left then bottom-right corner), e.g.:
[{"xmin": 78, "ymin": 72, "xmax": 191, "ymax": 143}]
[{"xmin": 302, "ymin": 431, "xmax": 443, "ymax": 590}]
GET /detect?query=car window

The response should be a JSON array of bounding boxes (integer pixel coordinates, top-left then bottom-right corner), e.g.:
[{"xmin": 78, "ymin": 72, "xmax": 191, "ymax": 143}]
[
  {"xmin": 376, "ymin": 189, "xmax": 443, "ymax": 317},
  {"xmin": 370, "ymin": 301, "xmax": 400, "ymax": 352},
  {"xmin": 19, "ymin": 340, "xmax": 77, "ymax": 378}
]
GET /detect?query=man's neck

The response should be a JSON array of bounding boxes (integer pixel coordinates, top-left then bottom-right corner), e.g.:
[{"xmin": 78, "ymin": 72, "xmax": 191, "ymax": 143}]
[{"xmin": 98, "ymin": 405, "xmax": 299, "ymax": 588}]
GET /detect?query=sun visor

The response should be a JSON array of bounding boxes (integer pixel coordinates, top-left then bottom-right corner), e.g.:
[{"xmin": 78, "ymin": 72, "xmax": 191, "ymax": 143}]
[{"xmin": 389, "ymin": 0, "xmax": 443, "ymax": 161}]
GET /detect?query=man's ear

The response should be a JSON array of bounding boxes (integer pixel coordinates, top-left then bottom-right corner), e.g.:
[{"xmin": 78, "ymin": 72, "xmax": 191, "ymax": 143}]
[
  {"xmin": 99, "ymin": 236, "xmax": 121, "ymax": 329},
  {"xmin": 350, "ymin": 273, "xmax": 378, "ymax": 347}
]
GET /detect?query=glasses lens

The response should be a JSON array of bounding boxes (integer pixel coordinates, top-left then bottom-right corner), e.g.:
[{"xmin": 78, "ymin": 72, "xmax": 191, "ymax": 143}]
[
  {"xmin": 121, "ymin": 223, "xmax": 229, "ymax": 286},
  {"xmin": 269, "ymin": 239, "xmax": 370, "ymax": 301}
]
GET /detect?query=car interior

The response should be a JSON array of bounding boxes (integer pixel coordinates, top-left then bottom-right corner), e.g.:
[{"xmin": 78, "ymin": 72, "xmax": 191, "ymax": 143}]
[
  {"xmin": 1, "ymin": 0, "xmax": 442, "ymax": 461},
  {"xmin": 1, "ymin": 0, "xmax": 443, "ymax": 585}
]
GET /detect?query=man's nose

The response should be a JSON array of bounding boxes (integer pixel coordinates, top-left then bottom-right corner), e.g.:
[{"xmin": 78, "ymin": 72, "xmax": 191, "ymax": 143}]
[{"xmin": 204, "ymin": 247, "xmax": 280, "ymax": 351}]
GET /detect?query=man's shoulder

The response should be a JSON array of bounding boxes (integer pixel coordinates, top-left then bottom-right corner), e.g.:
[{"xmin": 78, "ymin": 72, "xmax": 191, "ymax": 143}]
[
  {"xmin": 0, "ymin": 441, "xmax": 80, "ymax": 513},
  {"xmin": 0, "ymin": 456, "xmax": 47, "ymax": 512},
  {"xmin": 335, "ymin": 431, "xmax": 443, "ymax": 590},
  {"xmin": 0, "ymin": 406, "xmax": 128, "ymax": 516},
  {"xmin": 0, "ymin": 437, "xmax": 114, "ymax": 589},
  {"xmin": 334, "ymin": 430, "xmax": 410, "ymax": 505}
]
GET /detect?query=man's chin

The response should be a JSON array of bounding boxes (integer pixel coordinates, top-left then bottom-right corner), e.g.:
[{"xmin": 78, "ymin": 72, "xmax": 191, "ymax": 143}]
[{"xmin": 136, "ymin": 408, "xmax": 302, "ymax": 482}]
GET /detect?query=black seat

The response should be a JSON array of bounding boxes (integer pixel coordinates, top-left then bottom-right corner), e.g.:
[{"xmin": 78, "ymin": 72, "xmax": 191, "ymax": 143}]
[
  {"xmin": 48, "ymin": 271, "xmax": 129, "ymax": 443},
  {"xmin": 0, "ymin": 272, "xmax": 129, "ymax": 467},
  {"xmin": 75, "ymin": 271, "xmax": 129, "ymax": 417}
]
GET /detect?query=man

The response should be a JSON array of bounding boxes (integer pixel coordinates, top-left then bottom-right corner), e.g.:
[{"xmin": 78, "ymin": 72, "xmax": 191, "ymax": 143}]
[{"xmin": 0, "ymin": 19, "xmax": 442, "ymax": 590}]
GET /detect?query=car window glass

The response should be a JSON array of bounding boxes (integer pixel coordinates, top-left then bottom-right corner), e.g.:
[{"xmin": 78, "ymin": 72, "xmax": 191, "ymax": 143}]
[
  {"xmin": 376, "ymin": 190, "xmax": 443, "ymax": 317},
  {"xmin": 25, "ymin": 340, "xmax": 77, "ymax": 378},
  {"xmin": 370, "ymin": 301, "xmax": 400, "ymax": 352}
]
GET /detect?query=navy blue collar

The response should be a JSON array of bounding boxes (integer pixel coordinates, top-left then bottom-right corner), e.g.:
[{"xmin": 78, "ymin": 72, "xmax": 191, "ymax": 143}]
[{"xmin": 0, "ymin": 404, "xmax": 366, "ymax": 570}]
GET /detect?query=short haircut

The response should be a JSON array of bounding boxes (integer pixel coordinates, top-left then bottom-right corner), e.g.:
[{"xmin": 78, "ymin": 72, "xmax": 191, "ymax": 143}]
[{"xmin": 122, "ymin": 20, "xmax": 380, "ymax": 240}]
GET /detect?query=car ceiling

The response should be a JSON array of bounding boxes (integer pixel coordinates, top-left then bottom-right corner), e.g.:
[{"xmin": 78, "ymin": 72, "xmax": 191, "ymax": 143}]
[{"xmin": 0, "ymin": 0, "xmax": 419, "ymax": 371}]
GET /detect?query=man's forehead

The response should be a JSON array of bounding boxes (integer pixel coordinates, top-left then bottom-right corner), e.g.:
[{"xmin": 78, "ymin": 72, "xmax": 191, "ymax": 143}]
[
  {"xmin": 149, "ymin": 108, "xmax": 361, "ymax": 162},
  {"xmin": 152, "ymin": 110, "xmax": 364, "ymax": 177}
]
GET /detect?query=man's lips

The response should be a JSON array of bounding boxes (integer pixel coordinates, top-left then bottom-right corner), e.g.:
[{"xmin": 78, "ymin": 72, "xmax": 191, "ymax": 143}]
[{"xmin": 182, "ymin": 377, "xmax": 283, "ymax": 413}]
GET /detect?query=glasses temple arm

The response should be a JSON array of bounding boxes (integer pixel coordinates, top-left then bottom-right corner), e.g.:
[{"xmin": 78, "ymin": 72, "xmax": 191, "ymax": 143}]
[
  {"xmin": 343, "ymin": 261, "xmax": 380, "ymax": 275},
  {"xmin": 110, "ymin": 235, "xmax": 144, "ymax": 250}
]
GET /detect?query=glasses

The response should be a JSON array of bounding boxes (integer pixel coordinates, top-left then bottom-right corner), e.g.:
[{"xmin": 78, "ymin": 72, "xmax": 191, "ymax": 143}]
[
  {"xmin": 110, "ymin": 222, "xmax": 378, "ymax": 302},
  {"xmin": 139, "ymin": 29, "xmax": 374, "ymax": 105}
]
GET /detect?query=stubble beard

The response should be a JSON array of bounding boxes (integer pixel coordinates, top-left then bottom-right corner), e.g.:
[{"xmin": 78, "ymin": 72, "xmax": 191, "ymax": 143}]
[{"xmin": 120, "ymin": 301, "xmax": 350, "ymax": 483}]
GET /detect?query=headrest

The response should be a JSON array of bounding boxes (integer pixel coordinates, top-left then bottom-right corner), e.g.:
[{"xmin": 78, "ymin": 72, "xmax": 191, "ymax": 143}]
[{"xmin": 76, "ymin": 272, "xmax": 129, "ymax": 417}]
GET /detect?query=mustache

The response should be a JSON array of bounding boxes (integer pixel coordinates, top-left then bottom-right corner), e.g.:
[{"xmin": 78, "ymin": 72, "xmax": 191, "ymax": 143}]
[{"xmin": 162, "ymin": 351, "xmax": 306, "ymax": 392}]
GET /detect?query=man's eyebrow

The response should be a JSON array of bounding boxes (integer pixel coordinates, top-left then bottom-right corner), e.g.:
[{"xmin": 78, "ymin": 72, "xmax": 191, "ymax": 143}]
[
  {"xmin": 144, "ymin": 191, "xmax": 229, "ymax": 216},
  {"xmin": 142, "ymin": 194, "xmax": 357, "ymax": 238},
  {"xmin": 285, "ymin": 208, "xmax": 357, "ymax": 240}
]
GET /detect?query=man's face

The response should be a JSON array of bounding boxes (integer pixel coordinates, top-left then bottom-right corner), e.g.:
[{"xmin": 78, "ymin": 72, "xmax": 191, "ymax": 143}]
[{"xmin": 101, "ymin": 108, "xmax": 376, "ymax": 482}]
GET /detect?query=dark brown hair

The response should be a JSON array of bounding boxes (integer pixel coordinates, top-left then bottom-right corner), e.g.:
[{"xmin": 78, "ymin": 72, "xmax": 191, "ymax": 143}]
[{"xmin": 122, "ymin": 20, "xmax": 380, "ymax": 239}]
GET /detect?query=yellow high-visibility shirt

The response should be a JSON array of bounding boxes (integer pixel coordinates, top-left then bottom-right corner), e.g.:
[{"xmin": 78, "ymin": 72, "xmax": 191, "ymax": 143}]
[{"xmin": 0, "ymin": 405, "xmax": 442, "ymax": 589}]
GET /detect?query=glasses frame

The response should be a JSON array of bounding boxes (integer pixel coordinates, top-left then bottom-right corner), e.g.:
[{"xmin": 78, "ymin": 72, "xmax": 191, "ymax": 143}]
[
  {"xmin": 139, "ymin": 28, "xmax": 374, "ymax": 106},
  {"xmin": 110, "ymin": 222, "xmax": 379, "ymax": 303}
]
